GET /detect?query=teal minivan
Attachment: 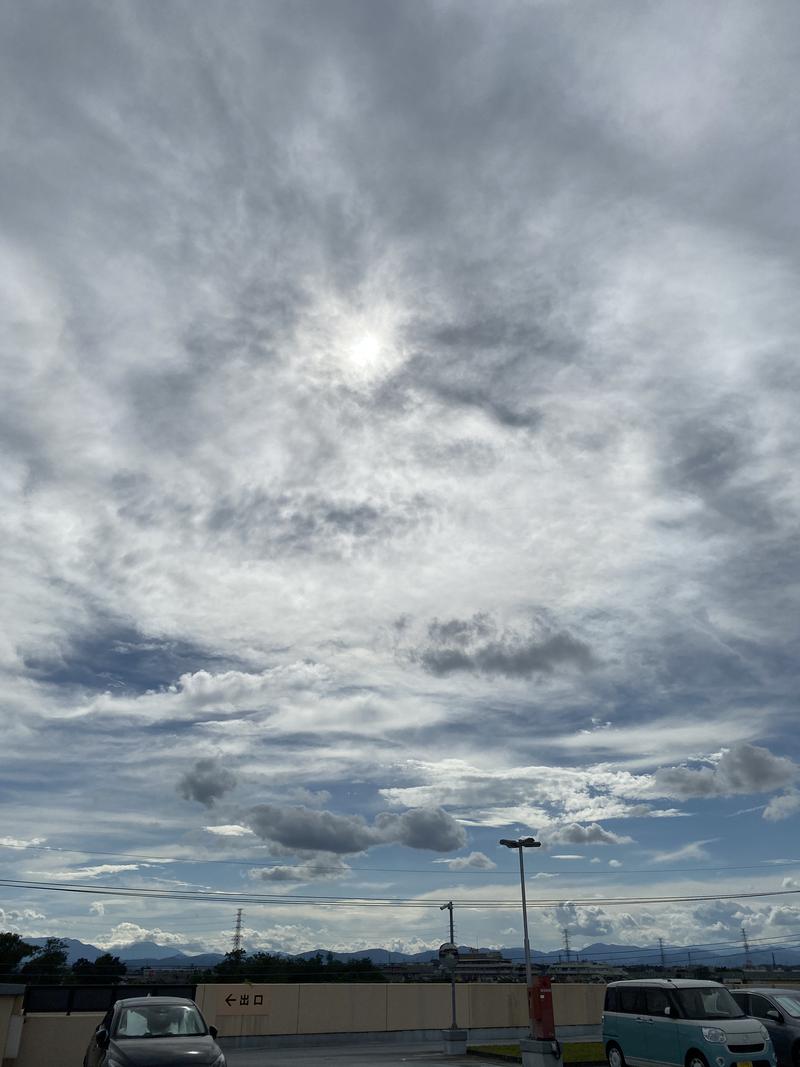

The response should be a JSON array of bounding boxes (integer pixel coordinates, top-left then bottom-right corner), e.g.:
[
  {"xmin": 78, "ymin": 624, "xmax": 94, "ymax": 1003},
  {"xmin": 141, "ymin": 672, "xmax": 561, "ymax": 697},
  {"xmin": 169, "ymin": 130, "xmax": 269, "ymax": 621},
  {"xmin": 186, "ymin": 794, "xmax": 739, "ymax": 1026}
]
[{"xmin": 603, "ymin": 980, "xmax": 777, "ymax": 1067}]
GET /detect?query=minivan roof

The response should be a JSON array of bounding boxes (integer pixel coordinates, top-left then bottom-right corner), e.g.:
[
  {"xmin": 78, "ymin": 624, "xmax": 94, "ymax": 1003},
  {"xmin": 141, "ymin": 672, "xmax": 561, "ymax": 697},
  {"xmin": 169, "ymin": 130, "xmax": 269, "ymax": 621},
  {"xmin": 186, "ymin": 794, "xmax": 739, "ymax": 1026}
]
[{"xmin": 607, "ymin": 979, "xmax": 725, "ymax": 989}]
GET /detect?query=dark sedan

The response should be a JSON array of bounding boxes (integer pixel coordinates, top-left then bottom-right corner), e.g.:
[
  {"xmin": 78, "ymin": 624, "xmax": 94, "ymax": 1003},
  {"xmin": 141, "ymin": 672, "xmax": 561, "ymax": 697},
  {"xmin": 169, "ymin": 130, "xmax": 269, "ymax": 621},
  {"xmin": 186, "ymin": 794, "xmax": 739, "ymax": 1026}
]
[
  {"xmin": 83, "ymin": 996, "xmax": 226, "ymax": 1067},
  {"xmin": 731, "ymin": 988, "xmax": 800, "ymax": 1067}
]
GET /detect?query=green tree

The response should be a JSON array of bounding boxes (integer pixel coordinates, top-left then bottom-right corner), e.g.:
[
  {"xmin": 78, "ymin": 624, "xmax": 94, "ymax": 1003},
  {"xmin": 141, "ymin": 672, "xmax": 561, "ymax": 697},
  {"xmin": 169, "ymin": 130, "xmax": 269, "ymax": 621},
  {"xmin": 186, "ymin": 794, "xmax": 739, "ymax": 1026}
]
[
  {"xmin": 0, "ymin": 932, "xmax": 37, "ymax": 976},
  {"xmin": 20, "ymin": 937, "xmax": 68, "ymax": 984},
  {"xmin": 71, "ymin": 953, "xmax": 127, "ymax": 984}
]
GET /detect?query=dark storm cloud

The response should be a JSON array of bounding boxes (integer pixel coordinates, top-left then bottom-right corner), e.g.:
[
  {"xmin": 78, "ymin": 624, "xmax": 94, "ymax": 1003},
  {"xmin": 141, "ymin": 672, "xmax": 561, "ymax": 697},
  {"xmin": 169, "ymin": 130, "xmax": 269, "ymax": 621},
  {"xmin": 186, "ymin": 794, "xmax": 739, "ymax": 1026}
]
[
  {"xmin": 246, "ymin": 803, "xmax": 466, "ymax": 854},
  {"xmin": 652, "ymin": 744, "xmax": 797, "ymax": 800},
  {"xmin": 374, "ymin": 807, "xmax": 467, "ymax": 852},
  {"xmin": 247, "ymin": 804, "xmax": 378, "ymax": 854},
  {"xmin": 418, "ymin": 613, "xmax": 595, "ymax": 678},
  {"xmin": 177, "ymin": 758, "xmax": 237, "ymax": 807}
]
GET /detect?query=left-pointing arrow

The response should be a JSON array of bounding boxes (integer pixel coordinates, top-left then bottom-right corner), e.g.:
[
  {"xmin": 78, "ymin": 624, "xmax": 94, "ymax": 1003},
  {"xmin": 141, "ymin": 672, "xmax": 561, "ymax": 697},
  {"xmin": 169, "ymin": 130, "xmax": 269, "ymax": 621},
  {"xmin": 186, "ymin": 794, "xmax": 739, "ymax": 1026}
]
[{"xmin": 225, "ymin": 994, "xmax": 236, "ymax": 1006}]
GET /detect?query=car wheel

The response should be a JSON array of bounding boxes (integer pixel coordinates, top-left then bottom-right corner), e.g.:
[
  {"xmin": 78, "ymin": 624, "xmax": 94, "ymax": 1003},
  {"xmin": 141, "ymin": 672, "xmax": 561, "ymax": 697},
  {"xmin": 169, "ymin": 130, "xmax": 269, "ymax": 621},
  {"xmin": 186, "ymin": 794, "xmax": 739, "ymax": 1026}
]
[
  {"xmin": 607, "ymin": 1043, "xmax": 626, "ymax": 1067},
  {"xmin": 687, "ymin": 1052, "xmax": 709, "ymax": 1067}
]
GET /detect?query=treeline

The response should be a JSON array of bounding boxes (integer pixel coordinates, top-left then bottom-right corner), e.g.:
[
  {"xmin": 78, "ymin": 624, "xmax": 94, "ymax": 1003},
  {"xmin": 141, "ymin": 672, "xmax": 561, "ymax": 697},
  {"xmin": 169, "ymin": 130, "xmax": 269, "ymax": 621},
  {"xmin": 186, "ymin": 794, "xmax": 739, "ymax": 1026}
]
[
  {"xmin": 198, "ymin": 949, "xmax": 387, "ymax": 984},
  {"xmin": 0, "ymin": 932, "xmax": 127, "ymax": 984},
  {"xmin": 1, "ymin": 932, "xmax": 386, "ymax": 985}
]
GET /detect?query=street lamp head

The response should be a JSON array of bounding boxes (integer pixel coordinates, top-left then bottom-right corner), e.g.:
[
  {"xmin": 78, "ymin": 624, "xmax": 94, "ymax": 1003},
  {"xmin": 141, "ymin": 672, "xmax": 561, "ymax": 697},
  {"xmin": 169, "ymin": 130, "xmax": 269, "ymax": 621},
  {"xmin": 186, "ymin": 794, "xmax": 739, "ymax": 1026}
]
[
  {"xmin": 520, "ymin": 837, "xmax": 542, "ymax": 848},
  {"xmin": 499, "ymin": 839, "xmax": 518, "ymax": 848}
]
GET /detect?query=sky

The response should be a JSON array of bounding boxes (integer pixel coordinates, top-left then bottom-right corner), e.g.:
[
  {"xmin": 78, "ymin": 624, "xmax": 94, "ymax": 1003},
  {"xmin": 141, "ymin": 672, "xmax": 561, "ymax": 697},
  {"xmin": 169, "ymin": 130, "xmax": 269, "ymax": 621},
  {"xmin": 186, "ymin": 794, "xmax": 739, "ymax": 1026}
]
[{"xmin": 1, "ymin": 0, "xmax": 800, "ymax": 962}]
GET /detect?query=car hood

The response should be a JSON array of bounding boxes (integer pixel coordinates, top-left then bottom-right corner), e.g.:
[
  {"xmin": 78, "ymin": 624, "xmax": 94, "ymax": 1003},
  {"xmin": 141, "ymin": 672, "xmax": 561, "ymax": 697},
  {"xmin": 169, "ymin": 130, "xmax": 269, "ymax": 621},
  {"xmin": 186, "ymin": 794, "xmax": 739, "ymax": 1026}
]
[
  {"xmin": 108, "ymin": 1035, "xmax": 221, "ymax": 1066},
  {"xmin": 717, "ymin": 1019, "xmax": 768, "ymax": 1041}
]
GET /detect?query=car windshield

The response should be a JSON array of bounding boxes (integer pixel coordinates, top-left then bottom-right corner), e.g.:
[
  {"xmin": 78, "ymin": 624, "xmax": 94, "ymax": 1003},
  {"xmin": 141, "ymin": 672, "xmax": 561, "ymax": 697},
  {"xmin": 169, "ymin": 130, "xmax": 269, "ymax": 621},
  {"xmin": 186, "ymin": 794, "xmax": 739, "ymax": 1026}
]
[
  {"xmin": 115, "ymin": 1004, "xmax": 206, "ymax": 1039},
  {"xmin": 774, "ymin": 995, "xmax": 800, "ymax": 1018},
  {"xmin": 673, "ymin": 987, "xmax": 745, "ymax": 1020}
]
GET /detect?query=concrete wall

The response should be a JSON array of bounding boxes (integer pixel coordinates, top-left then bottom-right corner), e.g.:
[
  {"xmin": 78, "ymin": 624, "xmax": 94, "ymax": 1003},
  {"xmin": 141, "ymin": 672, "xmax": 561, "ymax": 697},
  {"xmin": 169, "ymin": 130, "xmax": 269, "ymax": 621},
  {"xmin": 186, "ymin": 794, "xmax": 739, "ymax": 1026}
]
[
  {"xmin": 11, "ymin": 1013, "xmax": 104, "ymax": 1067},
  {"xmin": 1, "ymin": 990, "xmax": 24, "ymax": 1067},
  {"xmin": 11, "ymin": 983, "xmax": 605, "ymax": 1065}
]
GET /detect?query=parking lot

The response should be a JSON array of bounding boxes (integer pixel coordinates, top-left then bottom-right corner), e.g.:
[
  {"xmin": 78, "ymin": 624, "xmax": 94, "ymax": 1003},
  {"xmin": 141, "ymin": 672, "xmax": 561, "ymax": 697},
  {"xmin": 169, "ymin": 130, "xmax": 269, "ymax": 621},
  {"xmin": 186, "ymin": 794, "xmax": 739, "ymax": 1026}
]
[{"xmin": 224, "ymin": 1040, "xmax": 506, "ymax": 1066}]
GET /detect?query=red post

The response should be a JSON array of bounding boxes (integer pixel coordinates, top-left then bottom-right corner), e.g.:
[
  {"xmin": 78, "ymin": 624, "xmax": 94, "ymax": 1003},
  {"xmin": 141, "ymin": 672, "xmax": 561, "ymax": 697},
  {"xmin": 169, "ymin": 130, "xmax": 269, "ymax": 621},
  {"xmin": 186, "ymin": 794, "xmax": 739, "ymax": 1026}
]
[{"xmin": 530, "ymin": 975, "xmax": 556, "ymax": 1040}]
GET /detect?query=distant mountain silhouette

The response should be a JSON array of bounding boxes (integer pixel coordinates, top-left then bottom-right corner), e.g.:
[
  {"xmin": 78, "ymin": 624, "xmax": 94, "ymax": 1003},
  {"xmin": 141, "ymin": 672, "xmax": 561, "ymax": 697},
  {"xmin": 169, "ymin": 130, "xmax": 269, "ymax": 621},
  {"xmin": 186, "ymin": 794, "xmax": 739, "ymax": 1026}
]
[{"xmin": 20, "ymin": 936, "xmax": 800, "ymax": 971}]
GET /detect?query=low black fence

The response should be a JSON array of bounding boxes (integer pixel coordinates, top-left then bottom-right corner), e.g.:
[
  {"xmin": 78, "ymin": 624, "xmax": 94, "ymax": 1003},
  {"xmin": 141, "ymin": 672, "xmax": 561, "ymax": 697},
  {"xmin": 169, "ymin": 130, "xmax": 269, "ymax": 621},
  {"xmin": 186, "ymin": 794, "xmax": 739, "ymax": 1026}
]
[{"xmin": 23, "ymin": 984, "xmax": 197, "ymax": 1014}]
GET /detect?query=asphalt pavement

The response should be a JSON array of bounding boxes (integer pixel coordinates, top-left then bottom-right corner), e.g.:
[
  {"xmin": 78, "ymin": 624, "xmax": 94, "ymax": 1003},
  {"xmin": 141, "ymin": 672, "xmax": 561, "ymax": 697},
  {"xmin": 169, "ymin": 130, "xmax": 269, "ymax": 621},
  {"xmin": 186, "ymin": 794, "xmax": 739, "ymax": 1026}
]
[{"xmin": 224, "ymin": 1040, "xmax": 504, "ymax": 1066}]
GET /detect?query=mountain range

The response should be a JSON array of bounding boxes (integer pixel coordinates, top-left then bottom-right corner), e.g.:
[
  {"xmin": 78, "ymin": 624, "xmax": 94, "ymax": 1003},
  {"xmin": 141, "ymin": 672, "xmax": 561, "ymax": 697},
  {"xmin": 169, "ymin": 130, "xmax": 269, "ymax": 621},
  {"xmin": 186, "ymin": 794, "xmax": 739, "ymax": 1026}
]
[{"xmin": 22, "ymin": 937, "xmax": 800, "ymax": 971}]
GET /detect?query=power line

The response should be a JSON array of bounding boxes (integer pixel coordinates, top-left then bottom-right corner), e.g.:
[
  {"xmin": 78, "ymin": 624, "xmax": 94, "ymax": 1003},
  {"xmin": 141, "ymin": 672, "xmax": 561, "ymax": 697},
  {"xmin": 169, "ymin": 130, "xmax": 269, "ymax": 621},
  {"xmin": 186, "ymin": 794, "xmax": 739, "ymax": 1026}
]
[
  {"xmin": 3, "ymin": 841, "xmax": 800, "ymax": 879},
  {"xmin": 2, "ymin": 877, "xmax": 800, "ymax": 910}
]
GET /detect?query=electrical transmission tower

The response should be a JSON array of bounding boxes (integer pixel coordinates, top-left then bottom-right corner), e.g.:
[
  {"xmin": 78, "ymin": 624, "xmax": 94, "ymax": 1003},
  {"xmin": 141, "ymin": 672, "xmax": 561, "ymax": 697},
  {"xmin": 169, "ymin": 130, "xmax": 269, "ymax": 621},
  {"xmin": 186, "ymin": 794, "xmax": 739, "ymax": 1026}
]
[
  {"xmin": 658, "ymin": 938, "xmax": 666, "ymax": 968},
  {"xmin": 741, "ymin": 927, "xmax": 752, "ymax": 969},
  {"xmin": 232, "ymin": 908, "xmax": 244, "ymax": 958},
  {"xmin": 562, "ymin": 928, "xmax": 571, "ymax": 965}
]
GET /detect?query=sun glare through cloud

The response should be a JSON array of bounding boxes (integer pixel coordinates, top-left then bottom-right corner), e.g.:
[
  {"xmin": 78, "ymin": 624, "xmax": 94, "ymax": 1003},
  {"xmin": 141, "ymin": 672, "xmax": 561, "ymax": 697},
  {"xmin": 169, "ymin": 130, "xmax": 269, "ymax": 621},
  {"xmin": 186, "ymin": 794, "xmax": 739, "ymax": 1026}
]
[{"xmin": 0, "ymin": 0, "xmax": 798, "ymax": 972}]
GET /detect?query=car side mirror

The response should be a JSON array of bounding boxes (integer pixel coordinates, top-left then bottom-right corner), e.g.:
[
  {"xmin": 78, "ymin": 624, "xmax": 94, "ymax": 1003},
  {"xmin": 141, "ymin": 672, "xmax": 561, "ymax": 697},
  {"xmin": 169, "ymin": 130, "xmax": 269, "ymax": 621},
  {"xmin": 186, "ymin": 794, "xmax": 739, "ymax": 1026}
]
[
  {"xmin": 95, "ymin": 1027, "xmax": 110, "ymax": 1048},
  {"xmin": 766, "ymin": 1010, "xmax": 782, "ymax": 1024},
  {"xmin": 209, "ymin": 1025, "xmax": 218, "ymax": 1039}
]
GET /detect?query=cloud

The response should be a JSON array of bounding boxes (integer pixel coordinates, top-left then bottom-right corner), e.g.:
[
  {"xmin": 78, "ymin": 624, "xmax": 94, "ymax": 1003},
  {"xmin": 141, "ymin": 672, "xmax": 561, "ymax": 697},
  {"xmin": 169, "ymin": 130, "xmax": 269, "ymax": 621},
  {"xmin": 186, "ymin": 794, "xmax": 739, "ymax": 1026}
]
[
  {"xmin": 104, "ymin": 923, "xmax": 189, "ymax": 949},
  {"xmin": 416, "ymin": 614, "xmax": 595, "ymax": 678},
  {"xmin": 90, "ymin": 902, "xmax": 105, "ymax": 916},
  {"xmin": 250, "ymin": 855, "xmax": 351, "ymax": 884},
  {"xmin": 608, "ymin": 859, "xmax": 623, "ymax": 868},
  {"xmin": 554, "ymin": 903, "xmax": 616, "ymax": 939},
  {"xmin": 551, "ymin": 823, "xmax": 634, "ymax": 846},
  {"xmin": 0, "ymin": 836, "xmax": 45, "ymax": 849},
  {"xmin": 433, "ymin": 851, "xmax": 497, "ymax": 871},
  {"xmin": 177, "ymin": 758, "xmax": 237, "ymax": 807},
  {"xmin": 246, "ymin": 803, "xmax": 466, "ymax": 854},
  {"xmin": 247, "ymin": 804, "xmax": 378, "ymax": 854},
  {"xmin": 551, "ymin": 854, "xmax": 584, "ymax": 861},
  {"xmin": 763, "ymin": 791, "xmax": 800, "ymax": 822},
  {"xmin": 203, "ymin": 823, "xmax": 254, "ymax": 837},
  {"xmin": 650, "ymin": 839, "xmax": 716, "ymax": 864},
  {"xmin": 652, "ymin": 744, "xmax": 797, "ymax": 799},
  {"xmin": 375, "ymin": 808, "xmax": 467, "ymax": 852},
  {"xmin": 33, "ymin": 863, "xmax": 141, "ymax": 881}
]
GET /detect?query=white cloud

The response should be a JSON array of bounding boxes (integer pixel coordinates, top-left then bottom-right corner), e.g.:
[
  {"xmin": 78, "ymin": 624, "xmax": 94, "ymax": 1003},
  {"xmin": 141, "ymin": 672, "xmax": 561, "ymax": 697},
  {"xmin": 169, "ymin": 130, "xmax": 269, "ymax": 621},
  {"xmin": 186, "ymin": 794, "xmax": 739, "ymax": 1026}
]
[
  {"xmin": 763, "ymin": 791, "xmax": 800, "ymax": 822},
  {"xmin": 433, "ymin": 851, "xmax": 497, "ymax": 871},
  {"xmin": 204, "ymin": 824, "xmax": 254, "ymax": 837},
  {"xmin": 31, "ymin": 864, "xmax": 142, "ymax": 881},
  {"xmin": 650, "ymin": 840, "xmax": 717, "ymax": 864}
]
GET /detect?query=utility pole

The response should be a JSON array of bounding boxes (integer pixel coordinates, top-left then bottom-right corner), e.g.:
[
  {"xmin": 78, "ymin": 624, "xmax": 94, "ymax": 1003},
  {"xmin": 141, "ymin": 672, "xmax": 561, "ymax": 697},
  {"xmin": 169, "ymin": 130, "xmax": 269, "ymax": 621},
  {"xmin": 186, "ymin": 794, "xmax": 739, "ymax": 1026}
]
[
  {"xmin": 658, "ymin": 938, "xmax": 666, "ymax": 969},
  {"xmin": 440, "ymin": 902, "xmax": 458, "ymax": 1031},
  {"xmin": 742, "ymin": 928, "xmax": 752, "ymax": 969},
  {"xmin": 563, "ymin": 928, "xmax": 571, "ymax": 966},
  {"xmin": 772, "ymin": 952, "xmax": 776, "ymax": 971}
]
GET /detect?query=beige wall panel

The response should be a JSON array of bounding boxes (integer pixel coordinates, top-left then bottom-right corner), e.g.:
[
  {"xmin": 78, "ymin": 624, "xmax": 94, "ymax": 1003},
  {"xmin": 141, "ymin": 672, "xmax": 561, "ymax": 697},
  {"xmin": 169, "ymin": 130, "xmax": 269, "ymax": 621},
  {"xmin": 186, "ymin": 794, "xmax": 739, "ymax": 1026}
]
[
  {"xmin": 14, "ymin": 1013, "xmax": 104, "ymax": 1067},
  {"xmin": 467, "ymin": 983, "xmax": 529, "ymax": 1028},
  {"xmin": 553, "ymin": 983, "xmax": 605, "ymax": 1026},
  {"xmin": 297, "ymin": 983, "xmax": 388, "ymax": 1034},
  {"xmin": 202, "ymin": 984, "xmax": 300, "ymax": 1037},
  {"xmin": 386, "ymin": 983, "xmax": 462, "ymax": 1031}
]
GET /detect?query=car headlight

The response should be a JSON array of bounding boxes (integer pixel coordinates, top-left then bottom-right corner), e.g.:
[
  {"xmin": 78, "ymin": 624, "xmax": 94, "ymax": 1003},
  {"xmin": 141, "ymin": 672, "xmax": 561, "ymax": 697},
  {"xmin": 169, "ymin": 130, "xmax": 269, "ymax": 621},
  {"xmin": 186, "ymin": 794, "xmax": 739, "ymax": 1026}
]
[
  {"xmin": 212, "ymin": 1055, "xmax": 227, "ymax": 1067},
  {"xmin": 702, "ymin": 1027, "xmax": 727, "ymax": 1043},
  {"xmin": 758, "ymin": 1025, "xmax": 770, "ymax": 1042}
]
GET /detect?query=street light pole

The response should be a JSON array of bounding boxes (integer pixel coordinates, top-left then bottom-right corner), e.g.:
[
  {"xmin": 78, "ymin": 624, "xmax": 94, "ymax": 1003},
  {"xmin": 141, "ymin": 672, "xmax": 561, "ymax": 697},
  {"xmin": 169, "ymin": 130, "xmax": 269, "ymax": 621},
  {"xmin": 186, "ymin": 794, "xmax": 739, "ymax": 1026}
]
[{"xmin": 500, "ymin": 836, "xmax": 542, "ymax": 1037}]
